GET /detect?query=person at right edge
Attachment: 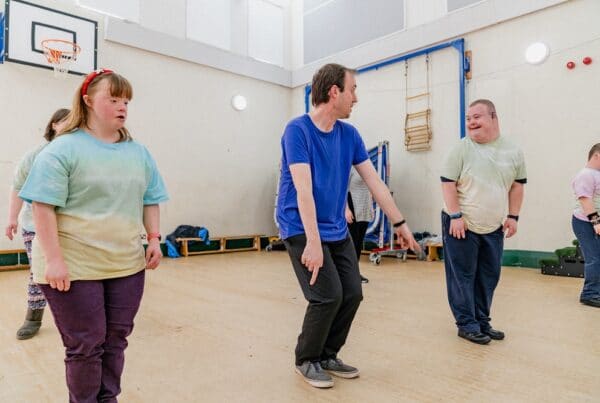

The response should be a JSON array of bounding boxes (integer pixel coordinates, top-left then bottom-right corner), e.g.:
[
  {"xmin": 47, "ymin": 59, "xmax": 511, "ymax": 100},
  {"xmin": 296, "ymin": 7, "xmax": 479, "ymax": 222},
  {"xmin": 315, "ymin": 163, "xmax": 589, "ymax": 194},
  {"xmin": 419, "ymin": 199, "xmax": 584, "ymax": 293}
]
[
  {"xmin": 277, "ymin": 63, "xmax": 420, "ymax": 389},
  {"xmin": 440, "ymin": 99, "xmax": 526, "ymax": 345},
  {"xmin": 571, "ymin": 143, "xmax": 600, "ymax": 308},
  {"xmin": 346, "ymin": 166, "xmax": 374, "ymax": 284}
]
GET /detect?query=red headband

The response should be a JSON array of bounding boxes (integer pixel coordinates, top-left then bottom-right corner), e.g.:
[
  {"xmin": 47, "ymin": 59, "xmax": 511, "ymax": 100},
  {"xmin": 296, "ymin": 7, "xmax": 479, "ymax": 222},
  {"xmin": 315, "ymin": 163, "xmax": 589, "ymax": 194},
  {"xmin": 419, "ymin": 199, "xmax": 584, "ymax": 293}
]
[{"xmin": 81, "ymin": 68, "xmax": 114, "ymax": 96}]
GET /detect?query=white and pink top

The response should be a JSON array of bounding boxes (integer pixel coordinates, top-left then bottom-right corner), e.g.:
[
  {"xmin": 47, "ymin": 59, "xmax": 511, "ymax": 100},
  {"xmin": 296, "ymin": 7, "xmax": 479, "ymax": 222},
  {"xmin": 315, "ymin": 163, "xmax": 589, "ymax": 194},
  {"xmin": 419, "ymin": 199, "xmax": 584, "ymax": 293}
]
[{"xmin": 572, "ymin": 167, "xmax": 600, "ymax": 221}]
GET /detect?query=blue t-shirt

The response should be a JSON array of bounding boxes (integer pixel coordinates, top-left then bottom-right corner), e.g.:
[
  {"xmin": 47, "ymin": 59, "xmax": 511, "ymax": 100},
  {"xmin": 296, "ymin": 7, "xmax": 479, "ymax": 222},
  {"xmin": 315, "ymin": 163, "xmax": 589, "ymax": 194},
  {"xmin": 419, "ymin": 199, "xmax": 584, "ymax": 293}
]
[{"xmin": 277, "ymin": 114, "xmax": 369, "ymax": 241}]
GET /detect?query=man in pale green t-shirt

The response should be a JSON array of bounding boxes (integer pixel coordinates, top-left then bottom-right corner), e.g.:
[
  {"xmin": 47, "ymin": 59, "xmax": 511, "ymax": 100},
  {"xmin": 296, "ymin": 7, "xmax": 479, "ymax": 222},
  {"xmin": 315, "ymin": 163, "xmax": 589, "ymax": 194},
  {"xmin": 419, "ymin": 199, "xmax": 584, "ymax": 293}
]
[{"xmin": 440, "ymin": 99, "xmax": 526, "ymax": 345}]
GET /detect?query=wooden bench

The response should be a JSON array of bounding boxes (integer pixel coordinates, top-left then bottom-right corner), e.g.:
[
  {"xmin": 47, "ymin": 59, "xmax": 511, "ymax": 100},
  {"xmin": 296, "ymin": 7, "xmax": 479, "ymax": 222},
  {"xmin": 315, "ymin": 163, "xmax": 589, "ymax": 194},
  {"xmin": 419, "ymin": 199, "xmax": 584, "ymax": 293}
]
[
  {"xmin": 426, "ymin": 242, "xmax": 443, "ymax": 261},
  {"xmin": 176, "ymin": 235, "xmax": 262, "ymax": 257},
  {"xmin": 0, "ymin": 249, "xmax": 30, "ymax": 271}
]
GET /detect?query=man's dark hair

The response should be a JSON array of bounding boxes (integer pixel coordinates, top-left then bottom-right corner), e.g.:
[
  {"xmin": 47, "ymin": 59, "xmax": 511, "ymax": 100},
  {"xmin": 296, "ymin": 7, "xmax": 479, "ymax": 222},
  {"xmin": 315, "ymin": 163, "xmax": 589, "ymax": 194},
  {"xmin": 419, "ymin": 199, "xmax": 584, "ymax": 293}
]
[{"xmin": 311, "ymin": 63, "xmax": 356, "ymax": 107}]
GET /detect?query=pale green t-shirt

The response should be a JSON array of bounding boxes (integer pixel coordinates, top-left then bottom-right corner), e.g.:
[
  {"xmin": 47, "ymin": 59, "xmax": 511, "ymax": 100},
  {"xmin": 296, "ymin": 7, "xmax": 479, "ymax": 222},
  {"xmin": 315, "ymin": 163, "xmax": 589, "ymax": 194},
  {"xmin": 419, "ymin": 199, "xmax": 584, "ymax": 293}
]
[
  {"xmin": 13, "ymin": 144, "xmax": 47, "ymax": 232},
  {"xmin": 442, "ymin": 136, "xmax": 526, "ymax": 234},
  {"xmin": 19, "ymin": 130, "xmax": 169, "ymax": 283}
]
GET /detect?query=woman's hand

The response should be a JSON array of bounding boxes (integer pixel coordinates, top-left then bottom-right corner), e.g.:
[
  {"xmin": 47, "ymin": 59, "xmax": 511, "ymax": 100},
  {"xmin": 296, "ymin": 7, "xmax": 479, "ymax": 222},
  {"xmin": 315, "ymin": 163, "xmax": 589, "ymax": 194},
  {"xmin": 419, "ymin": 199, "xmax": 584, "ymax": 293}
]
[
  {"xmin": 145, "ymin": 239, "xmax": 162, "ymax": 270},
  {"xmin": 45, "ymin": 258, "xmax": 70, "ymax": 292}
]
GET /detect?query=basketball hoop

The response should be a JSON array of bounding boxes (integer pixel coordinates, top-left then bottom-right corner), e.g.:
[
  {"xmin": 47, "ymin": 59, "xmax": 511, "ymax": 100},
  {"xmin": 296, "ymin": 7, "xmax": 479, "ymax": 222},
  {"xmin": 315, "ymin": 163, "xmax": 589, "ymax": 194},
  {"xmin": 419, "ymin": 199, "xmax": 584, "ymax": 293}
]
[{"xmin": 41, "ymin": 39, "xmax": 81, "ymax": 77}]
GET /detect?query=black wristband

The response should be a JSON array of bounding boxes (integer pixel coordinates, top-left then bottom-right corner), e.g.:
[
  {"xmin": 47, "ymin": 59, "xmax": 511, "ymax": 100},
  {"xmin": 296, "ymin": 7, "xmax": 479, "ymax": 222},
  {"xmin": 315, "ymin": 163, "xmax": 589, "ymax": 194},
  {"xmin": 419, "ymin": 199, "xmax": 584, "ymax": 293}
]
[
  {"xmin": 393, "ymin": 220, "xmax": 406, "ymax": 228},
  {"xmin": 587, "ymin": 211, "xmax": 599, "ymax": 221},
  {"xmin": 507, "ymin": 214, "xmax": 519, "ymax": 222},
  {"xmin": 449, "ymin": 212, "xmax": 462, "ymax": 220}
]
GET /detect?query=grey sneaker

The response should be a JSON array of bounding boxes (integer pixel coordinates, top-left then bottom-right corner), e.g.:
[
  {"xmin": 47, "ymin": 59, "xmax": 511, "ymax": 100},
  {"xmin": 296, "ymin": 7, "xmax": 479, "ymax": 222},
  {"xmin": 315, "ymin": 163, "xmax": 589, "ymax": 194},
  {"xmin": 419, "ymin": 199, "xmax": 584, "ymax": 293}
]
[
  {"xmin": 320, "ymin": 357, "xmax": 360, "ymax": 379},
  {"xmin": 295, "ymin": 361, "xmax": 334, "ymax": 388}
]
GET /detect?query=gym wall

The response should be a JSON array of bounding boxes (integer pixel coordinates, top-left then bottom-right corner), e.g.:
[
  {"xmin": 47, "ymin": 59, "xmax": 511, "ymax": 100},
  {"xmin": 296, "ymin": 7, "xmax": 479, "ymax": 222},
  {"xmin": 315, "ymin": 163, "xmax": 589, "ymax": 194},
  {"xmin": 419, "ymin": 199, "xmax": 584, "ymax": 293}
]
[
  {"xmin": 0, "ymin": 0, "xmax": 290, "ymax": 251},
  {"xmin": 292, "ymin": 0, "xmax": 600, "ymax": 253}
]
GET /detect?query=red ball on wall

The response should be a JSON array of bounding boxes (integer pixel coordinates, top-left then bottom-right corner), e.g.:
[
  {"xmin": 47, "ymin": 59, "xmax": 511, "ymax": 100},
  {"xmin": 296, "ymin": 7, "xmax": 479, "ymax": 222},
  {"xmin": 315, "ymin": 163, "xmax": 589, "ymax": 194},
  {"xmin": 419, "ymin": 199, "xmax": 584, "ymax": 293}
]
[
  {"xmin": 583, "ymin": 57, "xmax": 592, "ymax": 65},
  {"xmin": 566, "ymin": 61, "xmax": 576, "ymax": 69}
]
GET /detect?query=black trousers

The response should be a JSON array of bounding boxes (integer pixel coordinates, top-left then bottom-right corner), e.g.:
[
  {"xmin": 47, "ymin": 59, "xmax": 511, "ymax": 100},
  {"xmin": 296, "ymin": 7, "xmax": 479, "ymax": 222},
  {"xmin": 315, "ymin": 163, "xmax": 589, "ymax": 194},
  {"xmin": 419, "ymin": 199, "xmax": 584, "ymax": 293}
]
[
  {"xmin": 348, "ymin": 221, "xmax": 369, "ymax": 260},
  {"xmin": 283, "ymin": 234, "xmax": 363, "ymax": 365}
]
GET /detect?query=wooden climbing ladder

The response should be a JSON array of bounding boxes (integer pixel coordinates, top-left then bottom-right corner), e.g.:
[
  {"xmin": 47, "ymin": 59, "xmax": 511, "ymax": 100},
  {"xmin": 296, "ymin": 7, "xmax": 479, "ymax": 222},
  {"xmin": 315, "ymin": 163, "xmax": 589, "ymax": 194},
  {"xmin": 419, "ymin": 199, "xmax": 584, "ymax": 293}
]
[{"xmin": 404, "ymin": 55, "xmax": 432, "ymax": 152}]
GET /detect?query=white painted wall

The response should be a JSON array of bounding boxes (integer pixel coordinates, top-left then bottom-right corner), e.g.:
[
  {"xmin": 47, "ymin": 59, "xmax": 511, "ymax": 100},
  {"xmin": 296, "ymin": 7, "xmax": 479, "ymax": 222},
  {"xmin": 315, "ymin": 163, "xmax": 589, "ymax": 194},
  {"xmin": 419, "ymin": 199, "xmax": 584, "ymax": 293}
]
[
  {"xmin": 0, "ymin": 0, "xmax": 289, "ymax": 251},
  {"xmin": 77, "ymin": 0, "xmax": 140, "ymax": 22},
  {"xmin": 187, "ymin": 0, "xmax": 232, "ymax": 51},
  {"xmin": 139, "ymin": 0, "xmax": 186, "ymax": 39},
  {"xmin": 292, "ymin": 0, "xmax": 600, "ymax": 252},
  {"xmin": 248, "ymin": 0, "xmax": 284, "ymax": 66},
  {"xmin": 292, "ymin": 0, "xmax": 567, "ymax": 86},
  {"xmin": 405, "ymin": 0, "xmax": 446, "ymax": 28},
  {"xmin": 288, "ymin": 0, "xmax": 304, "ymax": 70},
  {"xmin": 302, "ymin": 0, "xmax": 406, "ymax": 64}
]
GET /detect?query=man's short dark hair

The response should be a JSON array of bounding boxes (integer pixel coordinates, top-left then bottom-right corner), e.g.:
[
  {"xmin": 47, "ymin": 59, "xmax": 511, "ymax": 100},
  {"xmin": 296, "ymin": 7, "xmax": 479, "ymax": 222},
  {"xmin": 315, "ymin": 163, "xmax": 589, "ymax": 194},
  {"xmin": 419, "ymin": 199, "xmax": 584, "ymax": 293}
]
[
  {"xmin": 588, "ymin": 143, "xmax": 600, "ymax": 160},
  {"xmin": 469, "ymin": 99, "xmax": 497, "ymax": 118},
  {"xmin": 311, "ymin": 63, "xmax": 356, "ymax": 107}
]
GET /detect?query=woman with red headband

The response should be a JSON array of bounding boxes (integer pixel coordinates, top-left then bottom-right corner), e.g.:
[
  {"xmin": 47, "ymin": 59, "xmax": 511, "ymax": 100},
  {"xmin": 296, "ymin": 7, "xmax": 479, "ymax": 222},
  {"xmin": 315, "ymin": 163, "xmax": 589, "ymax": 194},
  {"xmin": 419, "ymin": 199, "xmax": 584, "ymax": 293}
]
[{"xmin": 19, "ymin": 69, "xmax": 169, "ymax": 402}]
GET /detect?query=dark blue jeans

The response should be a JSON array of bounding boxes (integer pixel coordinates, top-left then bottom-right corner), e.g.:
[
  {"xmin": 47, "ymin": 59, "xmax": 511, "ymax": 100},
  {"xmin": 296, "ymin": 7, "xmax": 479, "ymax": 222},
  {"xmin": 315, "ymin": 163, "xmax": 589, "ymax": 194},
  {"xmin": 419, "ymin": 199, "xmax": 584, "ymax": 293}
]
[
  {"xmin": 283, "ymin": 234, "xmax": 363, "ymax": 366},
  {"xmin": 442, "ymin": 212, "xmax": 504, "ymax": 333},
  {"xmin": 572, "ymin": 215, "xmax": 600, "ymax": 300}
]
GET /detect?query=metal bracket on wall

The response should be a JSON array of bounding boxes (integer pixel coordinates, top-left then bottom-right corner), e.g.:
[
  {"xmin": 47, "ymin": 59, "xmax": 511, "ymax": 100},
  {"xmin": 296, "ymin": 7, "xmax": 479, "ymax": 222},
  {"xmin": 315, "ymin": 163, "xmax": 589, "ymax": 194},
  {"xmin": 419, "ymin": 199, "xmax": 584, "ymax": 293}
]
[{"xmin": 465, "ymin": 50, "xmax": 472, "ymax": 80}]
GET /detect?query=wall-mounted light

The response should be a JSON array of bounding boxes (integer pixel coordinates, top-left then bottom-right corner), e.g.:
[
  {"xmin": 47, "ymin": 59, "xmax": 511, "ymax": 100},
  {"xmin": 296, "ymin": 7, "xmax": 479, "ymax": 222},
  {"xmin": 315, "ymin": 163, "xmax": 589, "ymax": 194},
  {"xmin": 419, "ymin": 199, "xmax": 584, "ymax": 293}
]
[
  {"xmin": 525, "ymin": 42, "xmax": 550, "ymax": 65},
  {"xmin": 231, "ymin": 95, "xmax": 247, "ymax": 111}
]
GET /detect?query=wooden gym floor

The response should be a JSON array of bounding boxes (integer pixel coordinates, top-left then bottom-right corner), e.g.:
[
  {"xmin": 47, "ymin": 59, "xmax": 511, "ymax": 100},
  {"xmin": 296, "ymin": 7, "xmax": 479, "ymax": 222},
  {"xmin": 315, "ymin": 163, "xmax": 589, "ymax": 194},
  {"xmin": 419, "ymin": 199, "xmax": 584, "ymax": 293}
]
[{"xmin": 0, "ymin": 251, "xmax": 598, "ymax": 402}]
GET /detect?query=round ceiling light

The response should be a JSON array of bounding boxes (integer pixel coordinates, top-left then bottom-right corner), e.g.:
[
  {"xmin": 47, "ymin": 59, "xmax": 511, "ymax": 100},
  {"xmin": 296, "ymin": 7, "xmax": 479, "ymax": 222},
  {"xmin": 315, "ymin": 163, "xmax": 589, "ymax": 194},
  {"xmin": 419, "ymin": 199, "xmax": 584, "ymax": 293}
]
[
  {"xmin": 231, "ymin": 95, "xmax": 247, "ymax": 111},
  {"xmin": 525, "ymin": 42, "xmax": 550, "ymax": 65}
]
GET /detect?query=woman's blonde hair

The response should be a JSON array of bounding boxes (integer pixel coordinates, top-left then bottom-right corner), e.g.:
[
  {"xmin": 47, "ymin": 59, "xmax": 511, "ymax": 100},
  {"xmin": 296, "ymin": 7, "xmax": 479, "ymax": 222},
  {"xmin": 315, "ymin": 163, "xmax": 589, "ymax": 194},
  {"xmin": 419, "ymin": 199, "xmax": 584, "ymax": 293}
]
[{"xmin": 59, "ymin": 71, "xmax": 133, "ymax": 141}]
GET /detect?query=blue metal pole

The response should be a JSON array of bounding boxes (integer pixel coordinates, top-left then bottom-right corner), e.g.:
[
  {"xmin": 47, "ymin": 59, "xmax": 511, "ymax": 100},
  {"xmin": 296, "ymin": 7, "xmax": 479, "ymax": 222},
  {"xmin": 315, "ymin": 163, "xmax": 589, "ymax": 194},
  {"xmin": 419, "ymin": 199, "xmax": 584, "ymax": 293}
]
[
  {"xmin": 357, "ymin": 40, "xmax": 455, "ymax": 74},
  {"xmin": 304, "ymin": 85, "xmax": 311, "ymax": 113},
  {"xmin": 303, "ymin": 38, "xmax": 470, "ymax": 138},
  {"xmin": 0, "ymin": 13, "xmax": 5, "ymax": 64},
  {"xmin": 452, "ymin": 38, "xmax": 468, "ymax": 138}
]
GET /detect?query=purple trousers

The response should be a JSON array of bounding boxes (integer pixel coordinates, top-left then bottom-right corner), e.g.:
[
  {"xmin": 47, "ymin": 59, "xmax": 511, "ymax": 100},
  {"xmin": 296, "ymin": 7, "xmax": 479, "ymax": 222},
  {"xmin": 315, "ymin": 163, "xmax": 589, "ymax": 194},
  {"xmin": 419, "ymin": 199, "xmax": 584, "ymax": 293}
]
[{"xmin": 40, "ymin": 270, "xmax": 145, "ymax": 403}]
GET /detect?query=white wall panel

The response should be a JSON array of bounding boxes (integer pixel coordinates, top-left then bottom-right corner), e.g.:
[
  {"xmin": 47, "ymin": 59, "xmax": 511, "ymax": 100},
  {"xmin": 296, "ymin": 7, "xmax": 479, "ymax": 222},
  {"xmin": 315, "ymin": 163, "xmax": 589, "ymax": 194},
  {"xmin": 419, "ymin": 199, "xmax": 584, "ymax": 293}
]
[
  {"xmin": 78, "ymin": 0, "xmax": 139, "ymax": 21},
  {"xmin": 186, "ymin": 0, "xmax": 231, "ymax": 51},
  {"xmin": 303, "ymin": 0, "xmax": 405, "ymax": 64},
  {"xmin": 248, "ymin": 0, "xmax": 284, "ymax": 66}
]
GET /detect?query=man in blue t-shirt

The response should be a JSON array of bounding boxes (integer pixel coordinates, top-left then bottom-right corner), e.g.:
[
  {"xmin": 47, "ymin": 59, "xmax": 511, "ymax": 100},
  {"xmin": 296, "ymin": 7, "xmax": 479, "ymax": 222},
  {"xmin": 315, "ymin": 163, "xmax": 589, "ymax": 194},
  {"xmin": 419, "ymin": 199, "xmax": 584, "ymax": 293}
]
[{"xmin": 277, "ymin": 63, "xmax": 420, "ymax": 388}]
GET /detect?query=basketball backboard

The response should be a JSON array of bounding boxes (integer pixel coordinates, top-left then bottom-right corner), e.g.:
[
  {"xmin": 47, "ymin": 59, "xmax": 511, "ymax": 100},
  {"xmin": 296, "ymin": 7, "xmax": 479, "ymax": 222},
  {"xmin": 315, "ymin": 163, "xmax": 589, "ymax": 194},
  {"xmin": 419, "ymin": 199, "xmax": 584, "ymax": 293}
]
[{"xmin": 4, "ymin": 0, "xmax": 97, "ymax": 75}]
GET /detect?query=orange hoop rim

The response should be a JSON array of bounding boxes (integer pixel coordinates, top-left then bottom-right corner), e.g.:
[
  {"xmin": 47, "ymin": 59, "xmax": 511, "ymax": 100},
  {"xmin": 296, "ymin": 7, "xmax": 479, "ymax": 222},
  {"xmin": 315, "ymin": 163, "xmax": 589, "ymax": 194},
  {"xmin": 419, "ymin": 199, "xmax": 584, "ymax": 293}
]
[{"xmin": 41, "ymin": 39, "xmax": 81, "ymax": 64}]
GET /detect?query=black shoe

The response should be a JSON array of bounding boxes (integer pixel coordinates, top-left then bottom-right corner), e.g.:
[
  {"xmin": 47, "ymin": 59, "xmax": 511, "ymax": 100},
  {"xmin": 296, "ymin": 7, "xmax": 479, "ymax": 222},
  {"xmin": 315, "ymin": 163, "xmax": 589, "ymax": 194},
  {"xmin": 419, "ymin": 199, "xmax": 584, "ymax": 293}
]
[
  {"xmin": 482, "ymin": 327, "xmax": 505, "ymax": 340},
  {"xmin": 458, "ymin": 330, "xmax": 491, "ymax": 345},
  {"xmin": 320, "ymin": 357, "xmax": 360, "ymax": 379},
  {"xmin": 580, "ymin": 297, "xmax": 600, "ymax": 308},
  {"xmin": 360, "ymin": 275, "xmax": 369, "ymax": 284},
  {"xmin": 295, "ymin": 361, "xmax": 334, "ymax": 388}
]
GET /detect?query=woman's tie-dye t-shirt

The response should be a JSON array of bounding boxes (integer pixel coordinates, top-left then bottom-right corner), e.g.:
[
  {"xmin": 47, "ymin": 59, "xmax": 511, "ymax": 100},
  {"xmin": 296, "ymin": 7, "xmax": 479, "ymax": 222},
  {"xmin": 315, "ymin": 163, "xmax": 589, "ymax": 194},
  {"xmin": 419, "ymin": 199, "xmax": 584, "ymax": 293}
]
[{"xmin": 19, "ymin": 129, "xmax": 169, "ymax": 283}]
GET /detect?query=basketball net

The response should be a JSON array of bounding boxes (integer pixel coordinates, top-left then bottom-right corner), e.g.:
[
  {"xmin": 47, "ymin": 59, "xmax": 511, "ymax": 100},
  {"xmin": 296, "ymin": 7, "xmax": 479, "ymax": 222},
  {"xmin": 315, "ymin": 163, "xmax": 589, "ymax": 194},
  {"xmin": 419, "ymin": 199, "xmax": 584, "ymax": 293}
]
[{"xmin": 41, "ymin": 39, "xmax": 81, "ymax": 78}]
